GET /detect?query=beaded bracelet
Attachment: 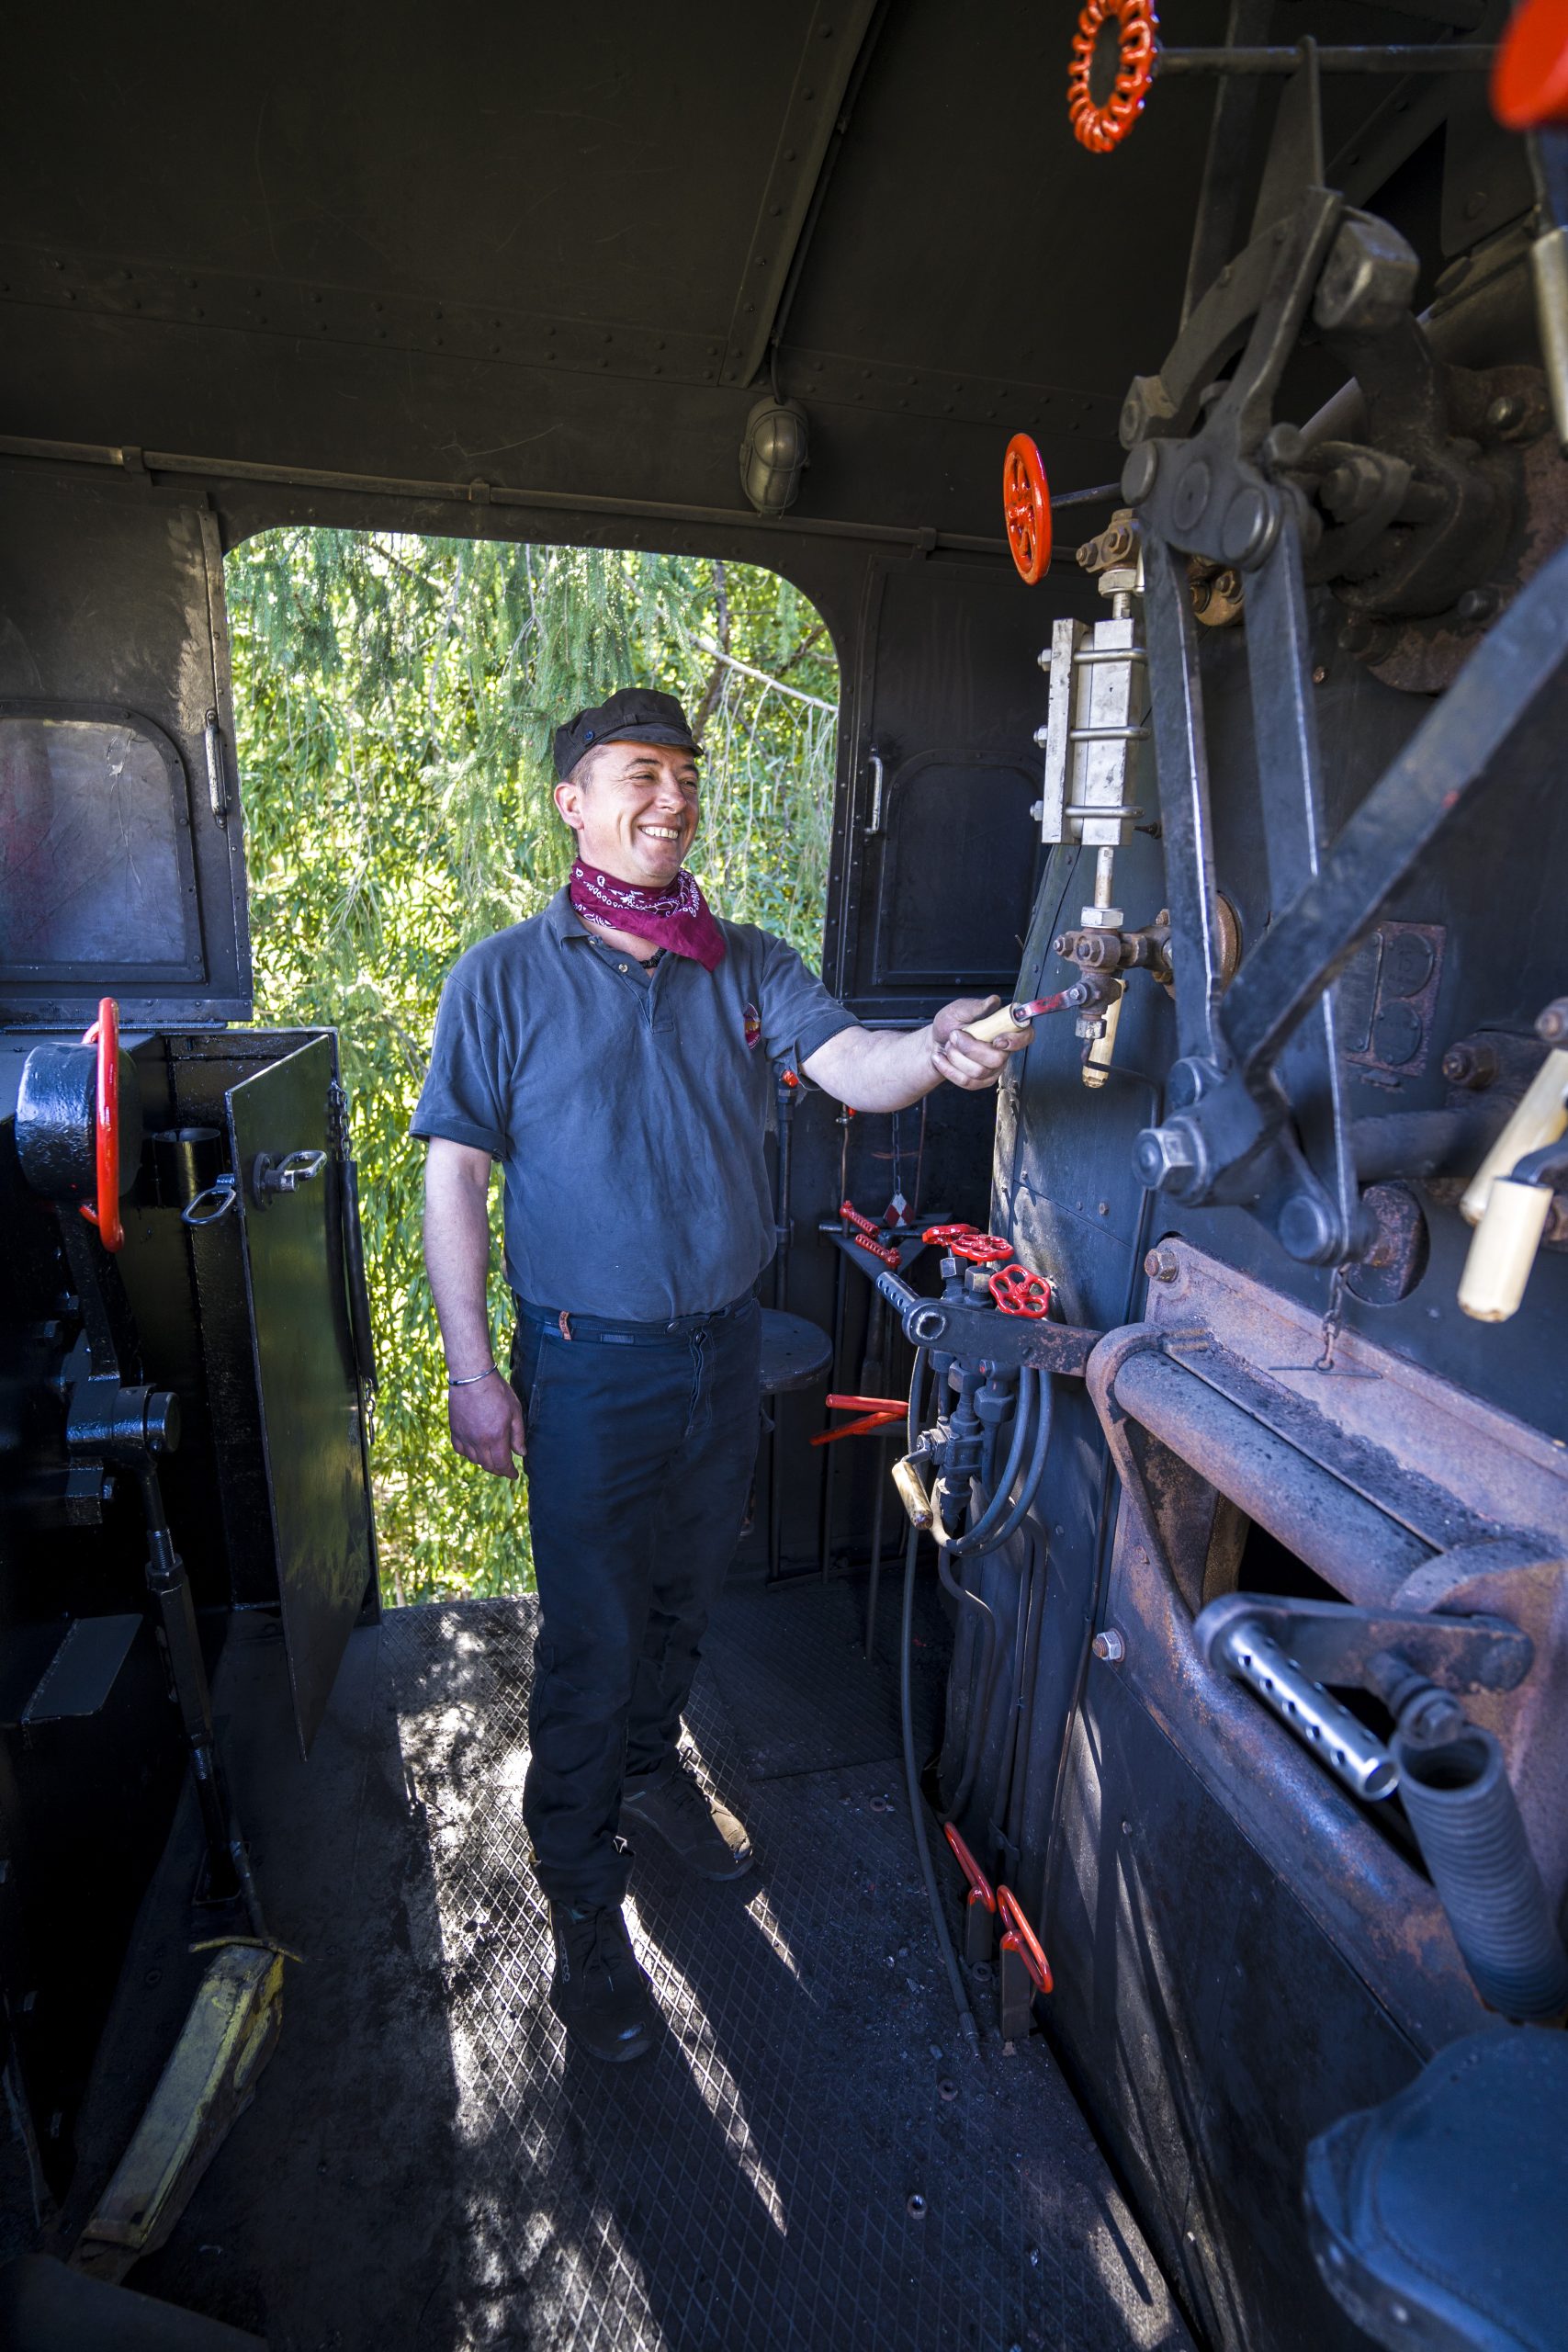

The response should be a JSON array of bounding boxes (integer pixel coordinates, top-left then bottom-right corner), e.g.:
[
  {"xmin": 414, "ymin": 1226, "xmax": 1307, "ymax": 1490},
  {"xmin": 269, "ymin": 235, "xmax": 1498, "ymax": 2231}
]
[{"xmin": 447, "ymin": 1363, "xmax": 497, "ymax": 1388}]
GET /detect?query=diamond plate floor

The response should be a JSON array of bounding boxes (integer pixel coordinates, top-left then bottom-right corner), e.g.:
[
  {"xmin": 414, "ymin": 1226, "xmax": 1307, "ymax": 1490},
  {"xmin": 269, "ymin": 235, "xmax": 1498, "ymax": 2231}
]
[{"xmin": 110, "ymin": 1589, "xmax": 1191, "ymax": 2351}]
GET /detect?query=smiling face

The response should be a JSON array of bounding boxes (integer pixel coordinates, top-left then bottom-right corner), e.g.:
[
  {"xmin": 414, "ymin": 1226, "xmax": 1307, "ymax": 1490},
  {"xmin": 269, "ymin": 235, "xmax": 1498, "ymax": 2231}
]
[{"xmin": 554, "ymin": 739, "xmax": 702, "ymax": 887}]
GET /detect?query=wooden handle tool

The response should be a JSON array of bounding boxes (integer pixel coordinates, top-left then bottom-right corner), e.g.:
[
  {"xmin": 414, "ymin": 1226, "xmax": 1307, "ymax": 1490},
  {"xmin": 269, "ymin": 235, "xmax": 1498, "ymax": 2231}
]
[{"xmin": 964, "ymin": 984, "xmax": 1087, "ymax": 1046}]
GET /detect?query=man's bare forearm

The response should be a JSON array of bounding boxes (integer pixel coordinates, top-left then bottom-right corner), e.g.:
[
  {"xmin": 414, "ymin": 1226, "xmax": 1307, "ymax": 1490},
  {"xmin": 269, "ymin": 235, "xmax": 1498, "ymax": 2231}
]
[
  {"xmin": 800, "ymin": 995, "xmax": 1024, "ymax": 1111},
  {"xmin": 423, "ymin": 1138, "xmax": 499, "ymax": 1374}
]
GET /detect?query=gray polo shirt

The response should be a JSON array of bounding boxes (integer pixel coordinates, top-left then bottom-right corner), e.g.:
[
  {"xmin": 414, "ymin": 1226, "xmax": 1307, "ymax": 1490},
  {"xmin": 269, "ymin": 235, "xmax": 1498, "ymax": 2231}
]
[{"xmin": 411, "ymin": 888, "xmax": 857, "ymax": 1319}]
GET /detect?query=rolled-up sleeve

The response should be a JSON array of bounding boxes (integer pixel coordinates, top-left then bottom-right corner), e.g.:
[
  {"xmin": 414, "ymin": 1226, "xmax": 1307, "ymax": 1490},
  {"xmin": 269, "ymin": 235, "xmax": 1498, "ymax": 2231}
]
[
  {"xmin": 758, "ymin": 933, "xmax": 858, "ymax": 1064},
  {"xmin": 409, "ymin": 977, "xmax": 508, "ymax": 1157}
]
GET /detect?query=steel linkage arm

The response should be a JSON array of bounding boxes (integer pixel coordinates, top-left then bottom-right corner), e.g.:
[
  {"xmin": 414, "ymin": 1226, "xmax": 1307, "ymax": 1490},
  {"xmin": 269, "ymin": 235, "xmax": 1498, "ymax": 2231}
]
[{"xmin": 1134, "ymin": 535, "xmax": 1568, "ymax": 1257}]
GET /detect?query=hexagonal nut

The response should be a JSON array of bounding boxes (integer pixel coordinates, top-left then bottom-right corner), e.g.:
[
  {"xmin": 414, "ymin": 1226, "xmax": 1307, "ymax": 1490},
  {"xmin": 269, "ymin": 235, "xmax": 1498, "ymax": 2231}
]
[
  {"xmin": 1133, "ymin": 1125, "xmax": 1196, "ymax": 1190},
  {"xmin": 1092, "ymin": 1629, "xmax": 1126, "ymax": 1663},
  {"xmin": 1314, "ymin": 211, "xmax": 1419, "ymax": 335},
  {"xmin": 1144, "ymin": 1246, "xmax": 1180, "ymax": 1283}
]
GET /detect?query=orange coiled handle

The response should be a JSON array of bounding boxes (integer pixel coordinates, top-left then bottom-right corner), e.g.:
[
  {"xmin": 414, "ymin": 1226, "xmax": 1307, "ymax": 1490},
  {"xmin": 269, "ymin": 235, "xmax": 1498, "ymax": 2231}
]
[
  {"xmin": 78, "ymin": 995, "xmax": 124, "ymax": 1252},
  {"xmin": 1003, "ymin": 434, "xmax": 1053, "ymax": 584},
  {"xmin": 1068, "ymin": 0, "xmax": 1158, "ymax": 154}
]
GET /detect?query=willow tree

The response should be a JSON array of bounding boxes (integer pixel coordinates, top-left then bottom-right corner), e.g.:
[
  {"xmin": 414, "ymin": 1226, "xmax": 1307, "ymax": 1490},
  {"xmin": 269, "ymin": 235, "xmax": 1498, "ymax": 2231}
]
[{"xmin": 226, "ymin": 530, "xmax": 839, "ymax": 1600}]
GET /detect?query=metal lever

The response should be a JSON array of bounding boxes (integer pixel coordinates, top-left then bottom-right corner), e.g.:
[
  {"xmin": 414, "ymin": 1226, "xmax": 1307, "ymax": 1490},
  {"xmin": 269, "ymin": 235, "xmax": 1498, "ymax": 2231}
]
[
  {"xmin": 1210, "ymin": 1612, "xmax": 1398, "ymax": 1800},
  {"xmin": 249, "ymin": 1149, "xmax": 329, "ymax": 1208},
  {"xmin": 182, "ymin": 1174, "xmax": 237, "ymax": 1227}
]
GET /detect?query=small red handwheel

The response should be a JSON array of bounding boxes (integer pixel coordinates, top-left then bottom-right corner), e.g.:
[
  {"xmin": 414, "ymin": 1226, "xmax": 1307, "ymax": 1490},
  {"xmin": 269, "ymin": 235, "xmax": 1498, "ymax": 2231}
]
[
  {"xmin": 922, "ymin": 1221, "xmax": 978, "ymax": 1246},
  {"xmin": 1003, "ymin": 434, "xmax": 1053, "ymax": 585},
  {"xmin": 1492, "ymin": 0, "xmax": 1568, "ymax": 130},
  {"xmin": 79, "ymin": 995, "xmax": 124, "ymax": 1252},
  {"xmin": 949, "ymin": 1231, "xmax": 1014, "ymax": 1267},
  {"xmin": 989, "ymin": 1265, "xmax": 1053, "ymax": 1319},
  {"xmin": 1067, "ymin": 0, "xmax": 1158, "ymax": 155}
]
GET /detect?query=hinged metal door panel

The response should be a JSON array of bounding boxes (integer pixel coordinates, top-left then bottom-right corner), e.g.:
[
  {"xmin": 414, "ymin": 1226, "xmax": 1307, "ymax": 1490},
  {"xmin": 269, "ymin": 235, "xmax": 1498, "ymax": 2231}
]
[
  {"xmin": 0, "ymin": 469, "xmax": 251, "ymax": 1024},
  {"xmin": 226, "ymin": 1033, "xmax": 375, "ymax": 1752}
]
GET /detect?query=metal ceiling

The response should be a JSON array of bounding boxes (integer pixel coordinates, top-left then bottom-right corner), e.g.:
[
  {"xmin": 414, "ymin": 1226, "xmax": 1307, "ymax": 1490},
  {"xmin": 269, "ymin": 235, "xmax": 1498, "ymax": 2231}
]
[{"xmin": 0, "ymin": 0, "xmax": 1489, "ymax": 545}]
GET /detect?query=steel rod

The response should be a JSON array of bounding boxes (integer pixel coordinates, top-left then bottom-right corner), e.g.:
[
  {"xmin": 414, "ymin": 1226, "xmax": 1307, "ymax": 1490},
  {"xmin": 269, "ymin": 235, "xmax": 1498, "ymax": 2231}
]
[{"xmin": 1155, "ymin": 43, "xmax": 1494, "ymax": 73}]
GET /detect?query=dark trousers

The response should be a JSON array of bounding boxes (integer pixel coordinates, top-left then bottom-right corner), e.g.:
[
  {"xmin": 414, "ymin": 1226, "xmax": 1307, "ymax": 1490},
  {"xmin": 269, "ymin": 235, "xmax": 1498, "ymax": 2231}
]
[{"xmin": 511, "ymin": 1290, "xmax": 761, "ymax": 1908}]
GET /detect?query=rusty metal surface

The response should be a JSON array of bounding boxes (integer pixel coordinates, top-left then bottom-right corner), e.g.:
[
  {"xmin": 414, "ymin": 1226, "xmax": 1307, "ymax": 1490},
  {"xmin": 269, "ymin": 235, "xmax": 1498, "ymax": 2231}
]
[{"xmin": 1084, "ymin": 1239, "xmax": 1568, "ymax": 2035}]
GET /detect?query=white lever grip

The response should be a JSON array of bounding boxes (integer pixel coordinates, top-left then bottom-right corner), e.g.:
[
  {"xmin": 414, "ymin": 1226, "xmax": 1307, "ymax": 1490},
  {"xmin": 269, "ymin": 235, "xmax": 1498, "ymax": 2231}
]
[
  {"xmin": 1459, "ymin": 1176, "xmax": 1554, "ymax": 1323},
  {"xmin": 1461, "ymin": 1047, "xmax": 1568, "ymax": 1226},
  {"xmin": 964, "ymin": 1002, "xmax": 1032, "ymax": 1045}
]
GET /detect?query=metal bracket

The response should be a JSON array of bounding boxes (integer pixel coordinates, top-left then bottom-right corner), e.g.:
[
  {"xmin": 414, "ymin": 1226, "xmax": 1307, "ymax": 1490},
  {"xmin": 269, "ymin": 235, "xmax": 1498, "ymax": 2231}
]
[
  {"xmin": 1196, "ymin": 1591, "xmax": 1534, "ymax": 1695},
  {"xmin": 870, "ymin": 1266, "xmax": 1100, "ymax": 1379}
]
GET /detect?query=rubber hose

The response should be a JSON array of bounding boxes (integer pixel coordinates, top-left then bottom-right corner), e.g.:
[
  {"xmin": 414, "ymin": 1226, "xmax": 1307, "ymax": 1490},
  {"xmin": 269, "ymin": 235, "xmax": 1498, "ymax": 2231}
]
[
  {"xmin": 1393, "ymin": 1724, "xmax": 1568, "ymax": 2022},
  {"xmin": 936, "ymin": 1543, "xmax": 999, "ymax": 1820},
  {"xmin": 899, "ymin": 1519, "xmax": 979, "ymax": 2052},
  {"xmin": 947, "ymin": 1370, "xmax": 1040, "ymax": 1556},
  {"xmin": 966, "ymin": 1372, "xmax": 1053, "ymax": 1558},
  {"xmin": 908, "ymin": 1346, "xmax": 930, "ymax": 1458}
]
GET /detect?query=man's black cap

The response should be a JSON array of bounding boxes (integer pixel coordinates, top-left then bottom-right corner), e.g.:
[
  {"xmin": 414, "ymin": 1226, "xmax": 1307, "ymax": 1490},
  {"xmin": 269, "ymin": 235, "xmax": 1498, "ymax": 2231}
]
[{"xmin": 553, "ymin": 687, "xmax": 704, "ymax": 779}]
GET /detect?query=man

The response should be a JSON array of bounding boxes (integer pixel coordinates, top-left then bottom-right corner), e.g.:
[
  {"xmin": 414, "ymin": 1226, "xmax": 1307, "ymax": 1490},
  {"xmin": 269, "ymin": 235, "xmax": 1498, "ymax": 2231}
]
[{"xmin": 413, "ymin": 685, "xmax": 1021, "ymax": 2064}]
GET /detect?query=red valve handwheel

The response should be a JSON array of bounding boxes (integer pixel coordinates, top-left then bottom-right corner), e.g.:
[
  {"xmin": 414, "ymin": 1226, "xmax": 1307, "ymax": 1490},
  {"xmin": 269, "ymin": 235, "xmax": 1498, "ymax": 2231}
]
[
  {"xmin": 1493, "ymin": 0, "xmax": 1568, "ymax": 130},
  {"xmin": 949, "ymin": 1231, "xmax": 1014, "ymax": 1267},
  {"xmin": 79, "ymin": 995, "xmax": 124, "ymax": 1253},
  {"xmin": 998, "ymin": 1885, "xmax": 1055, "ymax": 1996},
  {"xmin": 1003, "ymin": 434, "xmax": 1053, "ymax": 585},
  {"xmin": 1067, "ymin": 0, "xmax": 1158, "ymax": 155},
  {"xmin": 922, "ymin": 1221, "xmax": 979, "ymax": 1246},
  {"xmin": 989, "ymin": 1265, "xmax": 1053, "ymax": 1319}
]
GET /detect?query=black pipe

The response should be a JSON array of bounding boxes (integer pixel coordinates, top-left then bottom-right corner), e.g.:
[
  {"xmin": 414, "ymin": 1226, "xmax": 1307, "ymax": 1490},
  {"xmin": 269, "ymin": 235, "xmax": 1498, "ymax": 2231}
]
[
  {"xmin": 1393, "ymin": 1725, "xmax": 1568, "ymax": 2023},
  {"xmin": 139, "ymin": 1466, "xmax": 266, "ymax": 1939},
  {"xmin": 899, "ymin": 1521, "xmax": 979, "ymax": 2053}
]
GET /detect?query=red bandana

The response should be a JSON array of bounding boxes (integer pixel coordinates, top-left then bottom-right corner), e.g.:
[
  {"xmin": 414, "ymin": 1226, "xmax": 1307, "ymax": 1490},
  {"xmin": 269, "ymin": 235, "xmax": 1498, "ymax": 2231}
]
[{"xmin": 569, "ymin": 861, "xmax": 728, "ymax": 971}]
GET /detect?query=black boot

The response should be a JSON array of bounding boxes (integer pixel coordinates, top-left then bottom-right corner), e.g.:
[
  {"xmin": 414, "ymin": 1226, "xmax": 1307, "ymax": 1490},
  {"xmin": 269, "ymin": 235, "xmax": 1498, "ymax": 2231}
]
[{"xmin": 547, "ymin": 1901, "xmax": 656, "ymax": 2063}]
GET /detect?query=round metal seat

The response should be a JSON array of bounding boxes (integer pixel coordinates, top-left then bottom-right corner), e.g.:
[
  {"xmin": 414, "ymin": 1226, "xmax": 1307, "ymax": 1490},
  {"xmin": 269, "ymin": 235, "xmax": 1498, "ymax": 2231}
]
[{"xmin": 758, "ymin": 1309, "xmax": 833, "ymax": 1396}]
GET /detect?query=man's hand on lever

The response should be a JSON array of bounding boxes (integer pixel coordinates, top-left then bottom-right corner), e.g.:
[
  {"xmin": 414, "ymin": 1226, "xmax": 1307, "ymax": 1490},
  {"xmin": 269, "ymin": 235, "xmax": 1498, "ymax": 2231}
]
[
  {"xmin": 801, "ymin": 995, "xmax": 1027, "ymax": 1112},
  {"xmin": 930, "ymin": 995, "xmax": 1030, "ymax": 1091}
]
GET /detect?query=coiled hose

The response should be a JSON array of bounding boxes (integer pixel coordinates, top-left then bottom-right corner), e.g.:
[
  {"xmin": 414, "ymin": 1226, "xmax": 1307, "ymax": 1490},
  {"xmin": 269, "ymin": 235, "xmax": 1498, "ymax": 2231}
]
[
  {"xmin": 933, "ymin": 1368, "xmax": 1055, "ymax": 1822},
  {"xmin": 1394, "ymin": 1724, "xmax": 1568, "ymax": 2022}
]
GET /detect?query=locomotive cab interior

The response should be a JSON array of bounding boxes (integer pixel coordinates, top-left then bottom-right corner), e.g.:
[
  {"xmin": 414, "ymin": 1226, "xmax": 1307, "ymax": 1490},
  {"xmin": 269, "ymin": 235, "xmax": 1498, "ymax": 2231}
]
[{"xmin": 3, "ymin": 4, "xmax": 1568, "ymax": 2347}]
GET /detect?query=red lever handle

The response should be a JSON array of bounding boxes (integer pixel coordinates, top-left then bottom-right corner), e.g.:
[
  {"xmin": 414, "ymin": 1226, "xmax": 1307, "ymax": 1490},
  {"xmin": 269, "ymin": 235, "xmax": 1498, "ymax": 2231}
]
[
  {"xmin": 944, "ymin": 1822, "xmax": 997, "ymax": 1912},
  {"xmin": 997, "ymin": 1885, "xmax": 1054, "ymax": 1996},
  {"xmin": 78, "ymin": 996, "xmax": 124, "ymax": 1252}
]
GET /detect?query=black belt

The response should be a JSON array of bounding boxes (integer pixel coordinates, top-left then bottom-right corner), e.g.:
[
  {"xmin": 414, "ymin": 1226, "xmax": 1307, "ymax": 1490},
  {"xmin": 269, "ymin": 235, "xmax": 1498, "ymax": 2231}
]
[{"xmin": 513, "ymin": 1288, "xmax": 756, "ymax": 1344}]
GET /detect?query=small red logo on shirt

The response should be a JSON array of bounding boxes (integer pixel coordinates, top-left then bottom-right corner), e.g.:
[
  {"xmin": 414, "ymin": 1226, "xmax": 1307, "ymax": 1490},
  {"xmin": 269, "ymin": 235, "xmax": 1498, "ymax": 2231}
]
[{"xmin": 743, "ymin": 1002, "xmax": 762, "ymax": 1049}]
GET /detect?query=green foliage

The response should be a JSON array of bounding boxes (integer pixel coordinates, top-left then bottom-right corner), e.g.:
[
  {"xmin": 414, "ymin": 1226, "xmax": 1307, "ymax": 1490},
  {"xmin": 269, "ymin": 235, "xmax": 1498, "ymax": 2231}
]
[{"xmin": 226, "ymin": 530, "xmax": 838, "ymax": 1602}]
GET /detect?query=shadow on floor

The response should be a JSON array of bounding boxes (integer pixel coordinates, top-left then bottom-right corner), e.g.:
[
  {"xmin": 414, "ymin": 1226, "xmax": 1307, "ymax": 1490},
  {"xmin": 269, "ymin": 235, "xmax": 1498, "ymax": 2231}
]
[{"xmin": 59, "ymin": 1580, "xmax": 1193, "ymax": 2352}]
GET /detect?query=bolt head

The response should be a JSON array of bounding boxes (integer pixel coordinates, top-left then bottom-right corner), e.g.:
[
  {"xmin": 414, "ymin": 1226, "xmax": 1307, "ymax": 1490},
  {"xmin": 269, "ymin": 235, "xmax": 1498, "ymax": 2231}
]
[
  {"xmin": 1133, "ymin": 1125, "xmax": 1195, "ymax": 1190},
  {"xmin": 1121, "ymin": 441, "xmax": 1160, "ymax": 505},
  {"xmin": 1092, "ymin": 1629, "xmax": 1126, "ymax": 1663},
  {"xmin": 1456, "ymin": 584, "xmax": 1500, "ymax": 626},
  {"xmin": 1144, "ymin": 1246, "xmax": 1180, "ymax": 1283},
  {"xmin": 1485, "ymin": 390, "xmax": 1529, "ymax": 440},
  {"xmin": 1277, "ymin": 1190, "xmax": 1338, "ymax": 1263},
  {"xmin": 1220, "ymin": 484, "xmax": 1279, "ymax": 569}
]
